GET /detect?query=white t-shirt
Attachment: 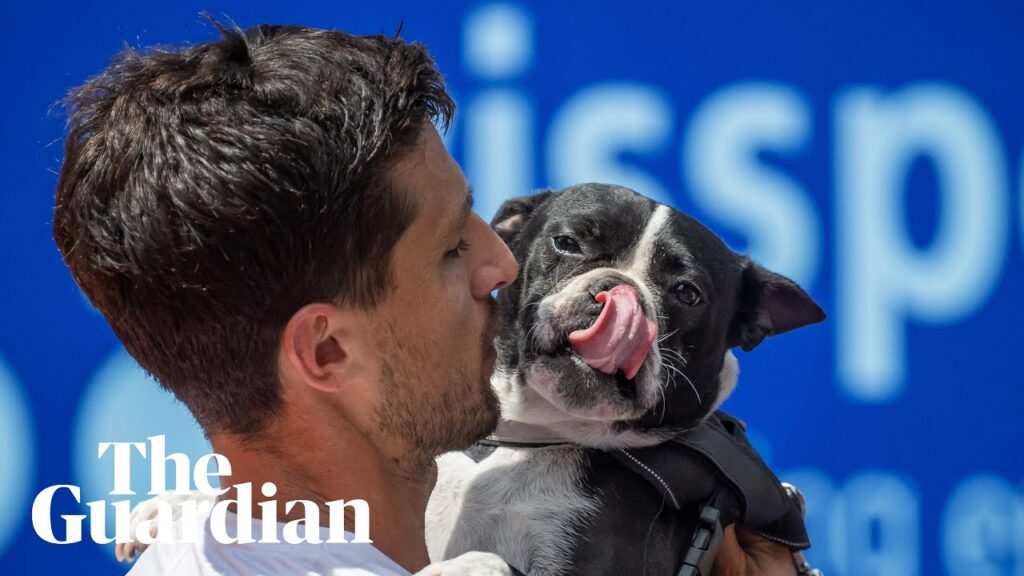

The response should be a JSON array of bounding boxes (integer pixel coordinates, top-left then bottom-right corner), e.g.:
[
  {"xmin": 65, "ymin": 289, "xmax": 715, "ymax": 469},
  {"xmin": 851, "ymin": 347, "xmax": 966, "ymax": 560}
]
[{"xmin": 127, "ymin": 513, "xmax": 411, "ymax": 576}]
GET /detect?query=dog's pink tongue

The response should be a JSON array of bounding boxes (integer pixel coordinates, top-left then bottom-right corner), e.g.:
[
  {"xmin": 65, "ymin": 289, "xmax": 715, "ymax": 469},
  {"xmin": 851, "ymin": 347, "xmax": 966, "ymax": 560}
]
[{"xmin": 567, "ymin": 285, "xmax": 657, "ymax": 380}]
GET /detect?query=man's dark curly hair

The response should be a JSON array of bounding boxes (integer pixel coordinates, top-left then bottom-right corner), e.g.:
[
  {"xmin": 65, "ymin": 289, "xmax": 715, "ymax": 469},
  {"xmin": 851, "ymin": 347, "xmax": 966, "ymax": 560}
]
[{"xmin": 53, "ymin": 22, "xmax": 455, "ymax": 436}]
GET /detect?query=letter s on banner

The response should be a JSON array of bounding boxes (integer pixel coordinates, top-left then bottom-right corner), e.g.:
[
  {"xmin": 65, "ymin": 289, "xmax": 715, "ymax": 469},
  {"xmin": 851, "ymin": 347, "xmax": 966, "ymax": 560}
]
[
  {"xmin": 547, "ymin": 83, "xmax": 674, "ymax": 206},
  {"xmin": 684, "ymin": 82, "xmax": 819, "ymax": 288}
]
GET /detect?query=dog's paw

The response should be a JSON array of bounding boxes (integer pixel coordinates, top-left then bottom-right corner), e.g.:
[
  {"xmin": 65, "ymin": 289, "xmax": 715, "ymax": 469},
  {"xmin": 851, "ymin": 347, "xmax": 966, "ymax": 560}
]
[
  {"xmin": 413, "ymin": 551, "xmax": 515, "ymax": 576},
  {"xmin": 114, "ymin": 492, "xmax": 215, "ymax": 563}
]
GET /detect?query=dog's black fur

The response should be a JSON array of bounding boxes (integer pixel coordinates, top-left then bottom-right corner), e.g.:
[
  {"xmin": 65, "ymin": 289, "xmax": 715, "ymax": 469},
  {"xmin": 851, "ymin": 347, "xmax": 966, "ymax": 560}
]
[{"xmin": 455, "ymin": 183, "xmax": 825, "ymax": 574}]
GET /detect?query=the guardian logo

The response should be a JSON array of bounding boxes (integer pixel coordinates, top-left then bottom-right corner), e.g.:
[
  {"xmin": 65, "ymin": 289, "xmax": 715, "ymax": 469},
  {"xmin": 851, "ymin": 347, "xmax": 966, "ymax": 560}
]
[{"xmin": 33, "ymin": 436, "xmax": 371, "ymax": 546}]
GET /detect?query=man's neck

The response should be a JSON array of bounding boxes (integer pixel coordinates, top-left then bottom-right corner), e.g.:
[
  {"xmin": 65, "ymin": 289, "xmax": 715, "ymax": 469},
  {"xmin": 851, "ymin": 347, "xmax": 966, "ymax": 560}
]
[{"xmin": 210, "ymin": 418, "xmax": 436, "ymax": 573}]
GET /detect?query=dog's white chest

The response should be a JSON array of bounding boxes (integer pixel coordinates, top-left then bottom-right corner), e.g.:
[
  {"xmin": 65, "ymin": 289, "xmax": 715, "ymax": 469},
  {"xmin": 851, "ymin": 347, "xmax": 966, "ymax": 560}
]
[{"xmin": 427, "ymin": 447, "xmax": 600, "ymax": 575}]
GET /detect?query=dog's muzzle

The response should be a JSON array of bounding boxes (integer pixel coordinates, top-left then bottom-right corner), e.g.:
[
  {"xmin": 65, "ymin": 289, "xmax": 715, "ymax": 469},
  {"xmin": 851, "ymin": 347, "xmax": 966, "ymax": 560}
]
[{"xmin": 567, "ymin": 284, "xmax": 657, "ymax": 380}]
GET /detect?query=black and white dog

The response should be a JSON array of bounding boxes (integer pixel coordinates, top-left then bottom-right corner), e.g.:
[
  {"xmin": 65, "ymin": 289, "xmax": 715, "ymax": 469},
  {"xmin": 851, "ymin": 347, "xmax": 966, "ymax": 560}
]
[
  {"xmin": 120, "ymin": 183, "xmax": 823, "ymax": 575},
  {"xmin": 425, "ymin": 183, "xmax": 824, "ymax": 574}
]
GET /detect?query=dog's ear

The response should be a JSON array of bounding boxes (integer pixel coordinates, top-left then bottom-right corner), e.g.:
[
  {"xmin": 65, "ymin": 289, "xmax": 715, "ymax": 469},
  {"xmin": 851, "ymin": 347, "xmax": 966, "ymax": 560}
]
[
  {"xmin": 729, "ymin": 260, "xmax": 826, "ymax": 352},
  {"xmin": 491, "ymin": 190, "xmax": 556, "ymax": 249}
]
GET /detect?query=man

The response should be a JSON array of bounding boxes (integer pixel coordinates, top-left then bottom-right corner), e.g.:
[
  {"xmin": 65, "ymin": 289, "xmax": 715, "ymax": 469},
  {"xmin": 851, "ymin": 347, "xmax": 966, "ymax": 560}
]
[{"xmin": 53, "ymin": 22, "xmax": 798, "ymax": 575}]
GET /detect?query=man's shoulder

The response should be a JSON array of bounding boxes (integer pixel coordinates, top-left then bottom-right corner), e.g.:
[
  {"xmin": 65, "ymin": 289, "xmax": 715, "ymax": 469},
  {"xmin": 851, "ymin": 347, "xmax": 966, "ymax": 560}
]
[
  {"xmin": 126, "ymin": 537, "xmax": 411, "ymax": 576},
  {"xmin": 126, "ymin": 540, "xmax": 211, "ymax": 576}
]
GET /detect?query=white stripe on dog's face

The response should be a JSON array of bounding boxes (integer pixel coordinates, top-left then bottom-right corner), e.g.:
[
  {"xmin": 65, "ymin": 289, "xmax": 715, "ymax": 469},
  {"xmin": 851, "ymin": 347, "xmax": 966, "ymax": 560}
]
[
  {"xmin": 618, "ymin": 204, "xmax": 672, "ymax": 315},
  {"xmin": 623, "ymin": 204, "xmax": 672, "ymax": 286}
]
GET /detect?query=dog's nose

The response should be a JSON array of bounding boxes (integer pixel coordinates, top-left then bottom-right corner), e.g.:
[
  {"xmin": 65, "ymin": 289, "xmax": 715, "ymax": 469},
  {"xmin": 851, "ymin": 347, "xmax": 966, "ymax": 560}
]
[{"xmin": 589, "ymin": 277, "xmax": 635, "ymax": 300}]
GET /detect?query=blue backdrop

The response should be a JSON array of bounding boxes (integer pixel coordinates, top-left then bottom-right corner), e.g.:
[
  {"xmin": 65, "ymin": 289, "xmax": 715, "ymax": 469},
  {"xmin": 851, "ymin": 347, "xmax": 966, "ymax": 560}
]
[{"xmin": 2, "ymin": 1, "xmax": 1022, "ymax": 574}]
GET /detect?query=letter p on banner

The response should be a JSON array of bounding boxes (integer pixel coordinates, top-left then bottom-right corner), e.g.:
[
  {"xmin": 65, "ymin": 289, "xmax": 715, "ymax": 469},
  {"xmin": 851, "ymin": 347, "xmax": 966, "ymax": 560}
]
[{"xmin": 835, "ymin": 83, "xmax": 1008, "ymax": 402}]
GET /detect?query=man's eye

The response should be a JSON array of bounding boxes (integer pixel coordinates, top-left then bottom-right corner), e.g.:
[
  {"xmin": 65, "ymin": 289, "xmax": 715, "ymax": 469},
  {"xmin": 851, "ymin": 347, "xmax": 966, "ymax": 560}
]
[
  {"xmin": 446, "ymin": 239, "xmax": 470, "ymax": 259},
  {"xmin": 551, "ymin": 235, "xmax": 582, "ymax": 255}
]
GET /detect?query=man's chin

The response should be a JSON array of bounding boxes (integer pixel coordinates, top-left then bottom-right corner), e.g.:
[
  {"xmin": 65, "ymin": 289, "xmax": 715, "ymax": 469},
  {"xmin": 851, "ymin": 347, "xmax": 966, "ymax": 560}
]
[{"xmin": 445, "ymin": 385, "xmax": 500, "ymax": 452}]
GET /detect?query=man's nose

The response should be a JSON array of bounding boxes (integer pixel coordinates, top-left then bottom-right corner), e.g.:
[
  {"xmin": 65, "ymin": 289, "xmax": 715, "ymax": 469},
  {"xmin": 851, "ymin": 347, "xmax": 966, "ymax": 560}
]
[{"xmin": 469, "ymin": 213, "xmax": 518, "ymax": 298}]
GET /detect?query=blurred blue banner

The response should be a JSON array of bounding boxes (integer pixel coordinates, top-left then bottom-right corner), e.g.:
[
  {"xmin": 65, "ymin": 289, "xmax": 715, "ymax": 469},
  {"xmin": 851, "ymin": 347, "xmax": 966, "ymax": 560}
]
[{"xmin": 2, "ymin": 1, "xmax": 1022, "ymax": 574}]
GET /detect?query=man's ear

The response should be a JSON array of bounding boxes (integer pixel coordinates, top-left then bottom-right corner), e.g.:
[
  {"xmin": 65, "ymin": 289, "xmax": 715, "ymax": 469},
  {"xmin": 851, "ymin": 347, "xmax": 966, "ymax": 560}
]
[
  {"xmin": 729, "ymin": 260, "xmax": 826, "ymax": 352},
  {"xmin": 490, "ymin": 189, "xmax": 557, "ymax": 249},
  {"xmin": 280, "ymin": 303, "xmax": 358, "ymax": 393}
]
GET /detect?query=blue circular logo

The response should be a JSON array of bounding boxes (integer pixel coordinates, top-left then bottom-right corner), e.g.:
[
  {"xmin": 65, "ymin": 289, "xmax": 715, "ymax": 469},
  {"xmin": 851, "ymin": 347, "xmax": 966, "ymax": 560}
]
[
  {"xmin": 0, "ymin": 356, "xmax": 35, "ymax": 557},
  {"xmin": 73, "ymin": 348, "xmax": 211, "ymax": 557}
]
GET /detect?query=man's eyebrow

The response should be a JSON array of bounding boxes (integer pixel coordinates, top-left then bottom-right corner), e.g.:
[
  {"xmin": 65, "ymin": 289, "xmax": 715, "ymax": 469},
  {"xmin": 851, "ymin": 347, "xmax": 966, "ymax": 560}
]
[{"xmin": 448, "ymin": 186, "xmax": 473, "ymax": 237}]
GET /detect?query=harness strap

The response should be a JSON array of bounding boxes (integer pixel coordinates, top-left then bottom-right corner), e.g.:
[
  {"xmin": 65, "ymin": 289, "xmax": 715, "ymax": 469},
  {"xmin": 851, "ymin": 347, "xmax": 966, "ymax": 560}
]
[
  {"xmin": 487, "ymin": 419, "xmax": 575, "ymax": 445},
  {"xmin": 463, "ymin": 412, "xmax": 812, "ymax": 575},
  {"xmin": 467, "ymin": 420, "xmax": 573, "ymax": 463},
  {"xmin": 611, "ymin": 412, "xmax": 810, "ymax": 550}
]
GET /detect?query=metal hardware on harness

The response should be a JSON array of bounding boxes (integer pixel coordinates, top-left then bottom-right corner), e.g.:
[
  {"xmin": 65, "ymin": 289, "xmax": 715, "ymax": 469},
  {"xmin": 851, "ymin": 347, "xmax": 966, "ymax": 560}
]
[
  {"xmin": 676, "ymin": 504, "xmax": 724, "ymax": 576},
  {"xmin": 782, "ymin": 482, "xmax": 824, "ymax": 576},
  {"xmin": 782, "ymin": 482, "xmax": 806, "ymax": 516},
  {"xmin": 794, "ymin": 554, "xmax": 824, "ymax": 576}
]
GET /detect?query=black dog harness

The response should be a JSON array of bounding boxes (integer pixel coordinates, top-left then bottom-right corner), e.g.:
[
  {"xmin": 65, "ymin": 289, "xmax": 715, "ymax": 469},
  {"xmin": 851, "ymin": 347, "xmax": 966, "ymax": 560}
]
[{"xmin": 467, "ymin": 411, "xmax": 817, "ymax": 576}]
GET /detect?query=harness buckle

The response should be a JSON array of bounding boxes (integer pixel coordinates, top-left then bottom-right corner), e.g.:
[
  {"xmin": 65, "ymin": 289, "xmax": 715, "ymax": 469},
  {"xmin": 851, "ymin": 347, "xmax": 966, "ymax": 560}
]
[{"xmin": 676, "ymin": 503, "xmax": 724, "ymax": 576}]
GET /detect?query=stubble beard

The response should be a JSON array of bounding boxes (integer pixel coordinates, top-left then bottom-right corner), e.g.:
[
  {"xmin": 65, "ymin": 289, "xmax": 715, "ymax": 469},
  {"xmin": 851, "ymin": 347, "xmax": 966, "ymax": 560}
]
[{"xmin": 373, "ymin": 326, "xmax": 500, "ymax": 476}]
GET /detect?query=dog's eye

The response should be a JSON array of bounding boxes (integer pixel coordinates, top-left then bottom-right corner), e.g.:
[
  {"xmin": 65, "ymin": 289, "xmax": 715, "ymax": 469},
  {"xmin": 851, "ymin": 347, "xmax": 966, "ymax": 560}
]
[
  {"xmin": 552, "ymin": 235, "xmax": 582, "ymax": 255},
  {"xmin": 673, "ymin": 282, "xmax": 702, "ymax": 306}
]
